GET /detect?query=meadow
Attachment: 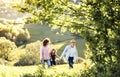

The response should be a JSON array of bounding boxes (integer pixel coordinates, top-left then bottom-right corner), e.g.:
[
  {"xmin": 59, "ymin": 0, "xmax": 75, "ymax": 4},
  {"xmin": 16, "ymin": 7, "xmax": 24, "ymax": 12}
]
[
  {"xmin": 0, "ymin": 24, "xmax": 86, "ymax": 77},
  {"xmin": 1, "ymin": 0, "xmax": 119, "ymax": 77},
  {"xmin": 0, "ymin": 64, "xmax": 84, "ymax": 77},
  {"xmin": 0, "ymin": 1, "xmax": 86, "ymax": 77},
  {"xmin": 0, "ymin": 23, "xmax": 86, "ymax": 77}
]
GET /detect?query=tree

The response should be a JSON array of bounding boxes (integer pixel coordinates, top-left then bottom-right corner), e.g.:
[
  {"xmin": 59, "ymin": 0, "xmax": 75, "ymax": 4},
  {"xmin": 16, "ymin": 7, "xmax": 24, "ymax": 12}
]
[{"xmin": 13, "ymin": 0, "xmax": 120, "ymax": 77}]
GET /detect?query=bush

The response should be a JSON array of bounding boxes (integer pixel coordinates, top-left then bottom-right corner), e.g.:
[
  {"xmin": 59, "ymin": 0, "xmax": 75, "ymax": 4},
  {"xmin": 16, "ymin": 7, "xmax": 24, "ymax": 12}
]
[
  {"xmin": 0, "ymin": 23, "xmax": 30, "ymax": 46},
  {"xmin": 14, "ymin": 53, "xmax": 39, "ymax": 66},
  {"xmin": 15, "ymin": 28, "xmax": 30, "ymax": 46},
  {"xmin": 0, "ymin": 37, "xmax": 17, "ymax": 61},
  {"xmin": 0, "ymin": 58, "xmax": 9, "ymax": 65},
  {"xmin": 14, "ymin": 41, "xmax": 41, "ymax": 66}
]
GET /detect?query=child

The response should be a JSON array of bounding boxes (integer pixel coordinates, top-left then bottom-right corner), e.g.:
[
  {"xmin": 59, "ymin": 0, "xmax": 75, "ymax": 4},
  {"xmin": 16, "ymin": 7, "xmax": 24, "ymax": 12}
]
[{"xmin": 50, "ymin": 48, "xmax": 59, "ymax": 66}]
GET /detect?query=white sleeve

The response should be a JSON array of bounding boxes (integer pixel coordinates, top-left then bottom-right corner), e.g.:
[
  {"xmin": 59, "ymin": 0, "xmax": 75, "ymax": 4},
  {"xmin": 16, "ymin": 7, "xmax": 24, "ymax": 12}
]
[{"xmin": 60, "ymin": 46, "xmax": 68, "ymax": 59}]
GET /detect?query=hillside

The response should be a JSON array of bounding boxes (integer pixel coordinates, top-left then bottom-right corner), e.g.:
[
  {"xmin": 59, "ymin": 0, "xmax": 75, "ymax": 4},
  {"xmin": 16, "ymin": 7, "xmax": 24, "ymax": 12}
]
[
  {"xmin": 25, "ymin": 24, "xmax": 74, "ymax": 43},
  {"xmin": 0, "ymin": 64, "xmax": 82, "ymax": 77},
  {"xmin": 0, "ymin": 0, "xmax": 86, "ymax": 58},
  {"xmin": 0, "ymin": 0, "xmax": 86, "ymax": 60},
  {"xmin": 0, "ymin": 0, "xmax": 24, "ymax": 20},
  {"xmin": 0, "ymin": 1, "xmax": 86, "ymax": 77},
  {"xmin": 25, "ymin": 24, "xmax": 86, "ymax": 58}
]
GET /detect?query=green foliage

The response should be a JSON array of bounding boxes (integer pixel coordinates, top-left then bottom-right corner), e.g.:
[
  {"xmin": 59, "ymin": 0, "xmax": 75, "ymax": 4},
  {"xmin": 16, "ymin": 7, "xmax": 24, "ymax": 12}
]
[
  {"xmin": 33, "ymin": 66, "xmax": 46, "ymax": 77},
  {"xmin": 0, "ymin": 37, "xmax": 16, "ymax": 61},
  {"xmin": 15, "ymin": 28, "xmax": 30, "ymax": 45},
  {"xmin": 0, "ymin": 23, "xmax": 30, "ymax": 46},
  {"xmin": 14, "ymin": 53, "xmax": 37, "ymax": 66},
  {"xmin": 14, "ymin": 41, "xmax": 41, "ymax": 66},
  {"xmin": 80, "ymin": 0, "xmax": 120, "ymax": 77},
  {"xmin": 14, "ymin": 0, "xmax": 120, "ymax": 77}
]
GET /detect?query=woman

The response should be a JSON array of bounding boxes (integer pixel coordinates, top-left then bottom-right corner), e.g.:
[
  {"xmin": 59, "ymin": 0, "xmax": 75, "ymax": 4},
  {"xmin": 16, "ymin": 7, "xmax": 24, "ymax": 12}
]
[{"xmin": 40, "ymin": 38, "xmax": 51, "ymax": 68}]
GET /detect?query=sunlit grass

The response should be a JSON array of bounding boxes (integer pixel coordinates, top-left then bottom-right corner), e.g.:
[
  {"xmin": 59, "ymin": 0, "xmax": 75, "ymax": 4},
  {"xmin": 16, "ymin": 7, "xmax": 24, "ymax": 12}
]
[
  {"xmin": 0, "ymin": 64, "xmax": 82, "ymax": 77},
  {"xmin": 45, "ymin": 64, "xmax": 81, "ymax": 75},
  {"xmin": 0, "ymin": 65, "xmax": 37, "ymax": 77}
]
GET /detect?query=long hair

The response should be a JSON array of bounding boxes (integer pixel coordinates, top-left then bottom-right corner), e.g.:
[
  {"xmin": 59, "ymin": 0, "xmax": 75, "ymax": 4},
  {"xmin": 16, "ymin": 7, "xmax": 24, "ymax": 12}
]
[
  {"xmin": 43, "ymin": 38, "xmax": 50, "ymax": 46},
  {"xmin": 50, "ymin": 48, "xmax": 56, "ymax": 55}
]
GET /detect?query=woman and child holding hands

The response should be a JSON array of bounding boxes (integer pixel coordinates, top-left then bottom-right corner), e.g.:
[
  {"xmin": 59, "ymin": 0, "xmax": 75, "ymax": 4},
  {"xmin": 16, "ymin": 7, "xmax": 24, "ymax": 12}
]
[{"xmin": 40, "ymin": 38, "xmax": 78, "ymax": 69}]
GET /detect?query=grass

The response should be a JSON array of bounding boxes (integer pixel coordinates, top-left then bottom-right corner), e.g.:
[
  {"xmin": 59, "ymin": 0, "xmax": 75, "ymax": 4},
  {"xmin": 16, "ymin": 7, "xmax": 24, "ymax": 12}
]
[
  {"xmin": 25, "ymin": 24, "xmax": 74, "ymax": 43},
  {"xmin": 46, "ymin": 64, "xmax": 81, "ymax": 73},
  {"xmin": 0, "ymin": 65, "xmax": 37, "ymax": 77},
  {"xmin": 0, "ymin": 64, "xmax": 82, "ymax": 77}
]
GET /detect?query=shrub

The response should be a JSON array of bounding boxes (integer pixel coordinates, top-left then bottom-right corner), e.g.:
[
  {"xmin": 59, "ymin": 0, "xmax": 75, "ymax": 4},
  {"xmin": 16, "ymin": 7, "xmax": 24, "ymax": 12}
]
[
  {"xmin": 0, "ymin": 58, "xmax": 9, "ymax": 65},
  {"xmin": 14, "ymin": 41, "xmax": 41, "ymax": 66},
  {"xmin": 15, "ymin": 28, "xmax": 30, "ymax": 46},
  {"xmin": 0, "ymin": 23, "xmax": 30, "ymax": 46},
  {"xmin": 0, "ymin": 37, "xmax": 17, "ymax": 61}
]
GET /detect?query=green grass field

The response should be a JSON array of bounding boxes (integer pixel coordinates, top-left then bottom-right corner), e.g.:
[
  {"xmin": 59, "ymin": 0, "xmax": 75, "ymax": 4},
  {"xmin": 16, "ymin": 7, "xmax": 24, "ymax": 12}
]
[
  {"xmin": 0, "ymin": 24, "xmax": 86, "ymax": 77},
  {"xmin": 0, "ymin": 20, "xmax": 86, "ymax": 77},
  {"xmin": 0, "ymin": 19, "xmax": 86, "ymax": 77},
  {"xmin": 0, "ymin": 65, "xmax": 37, "ymax": 77},
  {"xmin": 0, "ymin": 64, "xmax": 82, "ymax": 77}
]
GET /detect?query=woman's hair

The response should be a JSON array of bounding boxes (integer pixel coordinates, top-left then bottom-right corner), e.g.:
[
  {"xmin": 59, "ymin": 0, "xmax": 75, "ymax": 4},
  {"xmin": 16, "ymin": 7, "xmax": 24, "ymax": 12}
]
[{"xmin": 43, "ymin": 38, "xmax": 50, "ymax": 46}]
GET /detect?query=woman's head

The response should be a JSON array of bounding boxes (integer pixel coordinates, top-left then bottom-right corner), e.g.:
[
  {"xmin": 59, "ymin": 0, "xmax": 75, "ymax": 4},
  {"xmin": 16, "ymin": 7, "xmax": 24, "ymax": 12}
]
[{"xmin": 43, "ymin": 38, "xmax": 50, "ymax": 46}]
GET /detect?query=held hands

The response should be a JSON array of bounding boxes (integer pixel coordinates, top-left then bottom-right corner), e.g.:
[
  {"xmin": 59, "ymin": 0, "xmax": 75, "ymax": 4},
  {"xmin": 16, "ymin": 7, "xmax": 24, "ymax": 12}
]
[
  {"xmin": 60, "ymin": 58, "xmax": 63, "ymax": 61},
  {"xmin": 75, "ymin": 59, "xmax": 78, "ymax": 64},
  {"xmin": 42, "ymin": 60, "xmax": 44, "ymax": 64}
]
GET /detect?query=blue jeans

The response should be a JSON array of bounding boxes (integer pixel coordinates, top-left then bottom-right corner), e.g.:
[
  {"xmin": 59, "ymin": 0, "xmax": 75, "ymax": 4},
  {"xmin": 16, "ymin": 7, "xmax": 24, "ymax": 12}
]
[
  {"xmin": 68, "ymin": 57, "xmax": 74, "ymax": 68},
  {"xmin": 43, "ymin": 59, "xmax": 51, "ymax": 68}
]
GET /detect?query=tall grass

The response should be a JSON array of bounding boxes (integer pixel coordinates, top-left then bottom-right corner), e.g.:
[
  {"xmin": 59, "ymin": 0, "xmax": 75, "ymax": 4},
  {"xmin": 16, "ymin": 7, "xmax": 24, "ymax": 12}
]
[
  {"xmin": 0, "ymin": 65, "xmax": 37, "ymax": 77},
  {"xmin": 0, "ymin": 64, "xmax": 82, "ymax": 77}
]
